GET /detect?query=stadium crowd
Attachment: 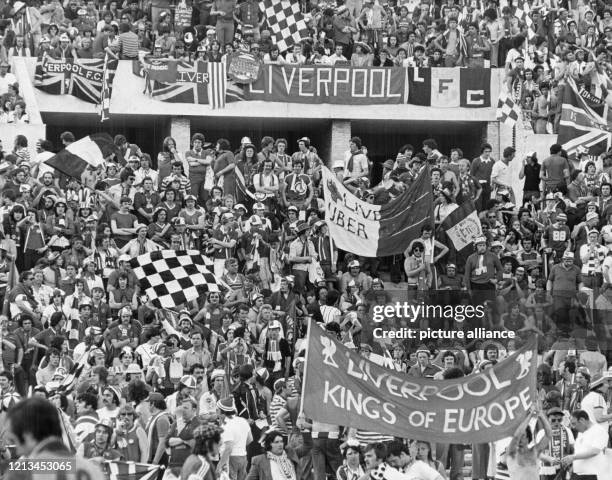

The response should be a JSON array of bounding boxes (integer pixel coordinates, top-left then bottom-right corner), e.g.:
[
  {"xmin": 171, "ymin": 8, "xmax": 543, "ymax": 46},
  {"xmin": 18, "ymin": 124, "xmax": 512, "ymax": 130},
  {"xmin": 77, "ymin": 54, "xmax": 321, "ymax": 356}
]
[
  {"xmin": 2, "ymin": 0, "xmax": 612, "ymax": 77},
  {"xmin": 0, "ymin": 127, "xmax": 611, "ymax": 480}
]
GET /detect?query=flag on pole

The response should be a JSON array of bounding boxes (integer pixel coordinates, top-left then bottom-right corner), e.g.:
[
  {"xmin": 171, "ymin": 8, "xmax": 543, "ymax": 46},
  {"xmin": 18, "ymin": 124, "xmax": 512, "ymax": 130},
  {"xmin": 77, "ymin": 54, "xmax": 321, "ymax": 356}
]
[
  {"xmin": 496, "ymin": 91, "xmax": 521, "ymax": 126},
  {"xmin": 44, "ymin": 133, "xmax": 117, "ymax": 180},
  {"xmin": 99, "ymin": 53, "xmax": 117, "ymax": 122},
  {"xmin": 130, "ymin": 250, "xmax": 221, "ymax": 309},
  {"xmin": 321, "ymin": 165, "xmax": 433, "ymax": 257},
  {"xmin": 103, "ymin": 461, "xmax": 162, "ymax": 480},
  {"xmin": 436, "ymin": 200, "xmax": 482, "ymax": 271},
  {"xmin": 558, "ymin": 77, "xmax": 611, "ymax": 160},
  {"xmin": 260, "ymin": 0, "xmax": 310, "ymax": 52}
]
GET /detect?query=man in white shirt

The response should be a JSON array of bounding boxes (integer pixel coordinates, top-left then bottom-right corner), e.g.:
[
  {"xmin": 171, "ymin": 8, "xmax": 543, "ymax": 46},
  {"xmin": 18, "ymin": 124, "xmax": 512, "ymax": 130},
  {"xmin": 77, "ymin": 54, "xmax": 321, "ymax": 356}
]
[
  {"xmin": 491, "ymin": 146, "xmax": 516, "ymax": 202},
  {"xmin": 134, "ymin": 155, "xmax": 159, "ymax": 190},
  {"xmin": 343, "ymin": 137, "xmax": 369, "ymax": 186},
  {"xmin": 561, "ymin": 409, "xmax": 609, "ymax": 480},
  {"xmin": 0, "ymin": 61, "xmax": 17, "ymax": 95},
  {"xmin": 217, "ymin": 398, "xmax": 252, "ymax": 480},
  {"xmin": 328, "ymin": 44, "xmax": 348, "ymax": 65}
]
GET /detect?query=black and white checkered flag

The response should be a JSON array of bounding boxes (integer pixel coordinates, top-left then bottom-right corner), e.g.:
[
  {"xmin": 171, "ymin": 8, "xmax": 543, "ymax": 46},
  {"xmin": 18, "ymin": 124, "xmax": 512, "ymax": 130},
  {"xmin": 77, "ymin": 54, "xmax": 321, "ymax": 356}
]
[
  {"xmin": 260, "ymin": 0, "xmax": 309, "ymax": 53},
  {"xmin": 130, "ymin": 250, "xmax": 220, "ymax": 309},
  {"xmin": 496, "ymin": 92, "xmax": 521, "ymax": 126}
]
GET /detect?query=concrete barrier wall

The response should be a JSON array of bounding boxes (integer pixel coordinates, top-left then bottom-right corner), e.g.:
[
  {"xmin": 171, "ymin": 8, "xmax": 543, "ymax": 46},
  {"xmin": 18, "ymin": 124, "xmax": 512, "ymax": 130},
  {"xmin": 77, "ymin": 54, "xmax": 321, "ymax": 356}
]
[{"xmin": 22, "ymin": 58, "xmax": 505, "ymax": 121}]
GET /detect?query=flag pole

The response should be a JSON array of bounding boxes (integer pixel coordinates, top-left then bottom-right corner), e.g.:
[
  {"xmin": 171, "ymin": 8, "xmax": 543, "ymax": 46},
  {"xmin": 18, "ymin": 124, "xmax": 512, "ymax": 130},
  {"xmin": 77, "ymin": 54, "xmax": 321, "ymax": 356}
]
[
  {"xmin": 1, "ymin": 254, "xmax": 16, "ymax": 319},
  {"xmin": 298, "ymin": 317, "xmax": 313, "ymax": 416}
]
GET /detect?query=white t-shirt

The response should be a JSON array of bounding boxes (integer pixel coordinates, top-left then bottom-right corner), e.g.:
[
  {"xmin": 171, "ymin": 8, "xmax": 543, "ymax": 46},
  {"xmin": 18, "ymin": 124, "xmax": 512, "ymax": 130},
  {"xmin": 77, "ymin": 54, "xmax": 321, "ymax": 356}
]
[
  {"xmin": 602, "ymin": 254, "xmax": 612, "ymax": 284},
  {"xmin": 573, "ymin": 423, "xmax": 609, "ymax": 475},
  {"xmin": 221, "ymin": 416, "xmax": 251, "ymax": 456},
  {"xmin": 399, "ymin": 461, "xmax": 442, "ymax": 480},
  {"xmin": 581, "ymin": 392, "xmax": 608, "ymax": 426}
]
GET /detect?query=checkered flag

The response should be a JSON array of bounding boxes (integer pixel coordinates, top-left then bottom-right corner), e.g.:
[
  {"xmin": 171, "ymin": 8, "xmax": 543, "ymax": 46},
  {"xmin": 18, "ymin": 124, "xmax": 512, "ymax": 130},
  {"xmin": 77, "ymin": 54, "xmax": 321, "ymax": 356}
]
[
  {"xmin": 496, "ymin": 92, "xmax": 521, "ymax": 126},
  {"xmin": 260, "ymin": 0, "xmax": 309, "ymax": 53},
  {"xmin": 130, "ymin": 250, "xmax": 220, "ymax": 309}
]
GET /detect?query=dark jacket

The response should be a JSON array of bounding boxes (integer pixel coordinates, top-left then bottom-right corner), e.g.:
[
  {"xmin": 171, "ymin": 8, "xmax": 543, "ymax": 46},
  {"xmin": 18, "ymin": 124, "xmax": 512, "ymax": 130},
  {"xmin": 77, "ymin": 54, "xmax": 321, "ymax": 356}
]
[{"xmin": 246, "ymin": 450, "xmax": 299, "ymax": 480}]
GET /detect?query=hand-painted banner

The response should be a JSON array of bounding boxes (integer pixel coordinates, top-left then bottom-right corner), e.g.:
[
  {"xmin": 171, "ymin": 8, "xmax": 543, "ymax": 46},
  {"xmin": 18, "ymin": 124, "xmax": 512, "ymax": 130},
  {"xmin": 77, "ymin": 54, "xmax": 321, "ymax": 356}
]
[
  {"xmin": 131, "ymin": 61, "xmax": 492, "ymax": 107},
  {"xmin": 302, "ymin": 321, "xmax": 537, "ymax": 443},
  {"xmin": 321, "ymin": 166, "xmax": 433, "ymax": 257},
  {"xmin": 247, "ymin": 65, "xmax": 491, "ymax": 107}
]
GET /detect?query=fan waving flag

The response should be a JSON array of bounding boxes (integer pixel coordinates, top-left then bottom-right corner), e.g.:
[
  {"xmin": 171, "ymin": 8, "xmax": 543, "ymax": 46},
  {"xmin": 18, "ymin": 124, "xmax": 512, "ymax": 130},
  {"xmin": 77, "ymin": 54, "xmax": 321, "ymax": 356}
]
[
  {"xmin": 321, "ymin": 166, "xmax": 433, "ymax": 257},
  {"xmin": 103, "ymin": 461, "xmax": 161, "ymax": 480},
  {"xmin": 260, "ymin": 0, "xmax": 309, "ymax": 52},
  {"xmin": 44, "ymin": 133, "xmax": 116, "ymax": 180},
  {"xmin": 130, "ymin": 250, "xmax": 220, "ymax": 308}
]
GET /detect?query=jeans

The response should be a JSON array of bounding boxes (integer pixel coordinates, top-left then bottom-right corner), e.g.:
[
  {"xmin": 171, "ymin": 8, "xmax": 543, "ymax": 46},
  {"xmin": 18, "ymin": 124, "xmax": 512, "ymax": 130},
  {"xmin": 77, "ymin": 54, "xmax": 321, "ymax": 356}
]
[
  {"xmin": 229, "ymin": 455, "xmax": 247, "ymax": 480},
  {"xmin": 216, "ymin": 20, "xmax": 235, "ymax": 47},
  {"xmin": 436, "ymin": 443, "xmax": 464, "ymax": 480},
  {"xmin": 311, "ymin": 438, "xmax": 342, "ymax": 480},
  {"xmin": 190, "ymin": 172, "xmax": 207, "ymax": 205}
]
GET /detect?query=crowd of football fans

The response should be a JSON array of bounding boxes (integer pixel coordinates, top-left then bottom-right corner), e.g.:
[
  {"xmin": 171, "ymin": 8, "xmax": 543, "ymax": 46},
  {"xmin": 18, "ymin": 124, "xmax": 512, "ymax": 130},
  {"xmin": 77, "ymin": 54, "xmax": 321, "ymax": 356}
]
[
  {"xmin": 0, "ymin": 128, "xmax": 611, "ymax": 479},
  {"xmin": 1, "ymin": 0, "xmax": 612, "ymax": 77}
]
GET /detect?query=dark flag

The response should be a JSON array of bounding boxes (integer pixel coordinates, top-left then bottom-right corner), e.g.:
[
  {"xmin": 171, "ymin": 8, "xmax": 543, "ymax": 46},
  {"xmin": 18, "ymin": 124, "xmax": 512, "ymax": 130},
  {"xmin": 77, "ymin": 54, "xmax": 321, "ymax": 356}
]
[{"xmin": 558, "ymin": 77, "xmax": 610, "ymax": 161}]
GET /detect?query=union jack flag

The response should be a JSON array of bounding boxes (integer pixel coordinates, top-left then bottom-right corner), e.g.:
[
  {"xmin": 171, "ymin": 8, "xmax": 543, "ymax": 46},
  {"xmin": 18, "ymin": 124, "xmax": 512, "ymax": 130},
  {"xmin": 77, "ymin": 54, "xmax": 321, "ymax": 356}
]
[
  {"xmin": 149, "ymin": 60, "xmax": 243, "ymax": 107},
  {"xmin": 103, "ymin": 461, "xmax": 161, "ymax": 480},
  {"xmin": 34, "ymin": 57, "xmax": 118, "ymax": 104}
]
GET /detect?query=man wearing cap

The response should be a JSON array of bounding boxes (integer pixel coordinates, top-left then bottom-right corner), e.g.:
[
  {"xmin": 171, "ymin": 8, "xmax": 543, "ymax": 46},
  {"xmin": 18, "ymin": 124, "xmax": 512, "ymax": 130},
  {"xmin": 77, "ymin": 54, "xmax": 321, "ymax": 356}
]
[
  {"xmin": 537, "ymin": 406, "xmax": 575, "ymax": 479},
  {"xmin": 262, "ymin": 320, "xmax": 291, "ymax": 387},
  {"xmin": 547, "ymin": 251, "xmax": 583, "ymax": 314},
  {"xmin": 579, "ymin": 228, "xmax": 606, "ymax": 297},
  {"xmin": 572, "ymin": 211, "xmax": 601, "ymax": 256},
  {"xmin": 581, "ymin": 372, "xmax": 612, "ymax": 427},
  {"xmin": 217, "ymin": 397, "xmax": 252, "ymax": 480},
  {"xmin": 543, "ymin": 212, "xmax": 571, "ymax": 267},
  {"xmin": 200, "ymin": 369, "xmax": 227, "ymax": 421},
  {"xmin": 145, "ymin": 392, "xmax": 172, "ymax": 465},
  {"xmin": 167, "ymin": 395, "xmax": 201, "ymax": 473},
  {"xmin": 464, "ymin": 236, "xmax": 503, "ymax": 300}
]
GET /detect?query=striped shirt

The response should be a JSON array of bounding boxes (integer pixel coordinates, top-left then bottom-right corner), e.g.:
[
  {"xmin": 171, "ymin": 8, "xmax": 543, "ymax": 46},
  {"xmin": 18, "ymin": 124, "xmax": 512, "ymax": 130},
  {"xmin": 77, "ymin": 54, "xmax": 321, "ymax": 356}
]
[
  {"xmin": 118, "ymin": 31, "xmax": 140, "ymax": 59},
  {"xmin": 353, "ymin": 430, "xmax": 394, "ymax": 446},
  {"xmin": 269, "ymin": 394, "xmax": 291, "ymax": 434}
]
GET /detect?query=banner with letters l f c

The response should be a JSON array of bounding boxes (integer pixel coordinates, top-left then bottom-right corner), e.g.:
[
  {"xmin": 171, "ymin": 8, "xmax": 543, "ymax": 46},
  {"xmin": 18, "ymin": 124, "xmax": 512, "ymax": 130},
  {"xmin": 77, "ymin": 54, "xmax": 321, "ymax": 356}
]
[{"xmin": 302, "ymin": 321, "xmax": 537, "ymax": 443}]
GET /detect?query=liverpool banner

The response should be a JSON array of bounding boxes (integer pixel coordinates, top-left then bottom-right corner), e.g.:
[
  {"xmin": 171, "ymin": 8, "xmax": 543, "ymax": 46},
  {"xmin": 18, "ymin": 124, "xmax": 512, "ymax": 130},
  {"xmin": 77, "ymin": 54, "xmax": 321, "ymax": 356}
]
[
  {"xmin": 35, "ymin": 57, "xmax": 118, "ymax": 104},
  {"xmin": 321, "ymin": 166, "xmax": 433, "ymax": 257},
  {"xmin": 132, "ymin": 62, "xmax": 491, "ymax": 108},
  {"xmin": 302, "ymin": 321, "xmax": 538, "ymax": 443},
  {"xmin": 247, "ymin": 65, "xmax": 491, "ymax": 106}
]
